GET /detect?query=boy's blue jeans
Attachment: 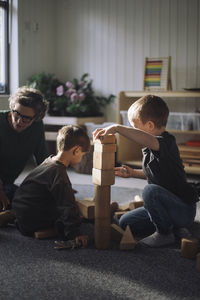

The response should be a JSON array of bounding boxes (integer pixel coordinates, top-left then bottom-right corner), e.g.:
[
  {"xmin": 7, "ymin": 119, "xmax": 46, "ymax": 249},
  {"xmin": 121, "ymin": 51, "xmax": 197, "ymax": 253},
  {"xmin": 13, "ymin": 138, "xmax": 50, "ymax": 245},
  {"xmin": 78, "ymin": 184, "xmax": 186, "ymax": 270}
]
[{"xmin": 119, "ymin": 184, "xmax": 196, "ymax": 237}]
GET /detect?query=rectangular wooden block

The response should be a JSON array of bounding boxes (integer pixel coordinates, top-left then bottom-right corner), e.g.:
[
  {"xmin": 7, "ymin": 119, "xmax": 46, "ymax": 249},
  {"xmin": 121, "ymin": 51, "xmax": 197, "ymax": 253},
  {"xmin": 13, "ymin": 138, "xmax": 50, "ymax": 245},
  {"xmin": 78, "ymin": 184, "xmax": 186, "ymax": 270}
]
[
  {"xmin": 93, "ymin": 151, "xmax": 115, "ymax": 170},
  {"xmin": 94, "ymin": 134, "xmax": 116, "ymax": 144},
  {"xmin": 34, "ymin": 228, "xmax": 57, "ymax": 239},
  {"xmin": 92, "ymin": 168, "xmax": 115, "ymax": 186},
  {"xmin": 76, "ymin": 199, "xmax": 95, "ymax": 219},
  {"xmin": 114, "ymin": 211, "xmax": 127, "ymax": 219},
  {"xmin": 94, "ymin": 143, "xmax": 117, "ymax": 153}
]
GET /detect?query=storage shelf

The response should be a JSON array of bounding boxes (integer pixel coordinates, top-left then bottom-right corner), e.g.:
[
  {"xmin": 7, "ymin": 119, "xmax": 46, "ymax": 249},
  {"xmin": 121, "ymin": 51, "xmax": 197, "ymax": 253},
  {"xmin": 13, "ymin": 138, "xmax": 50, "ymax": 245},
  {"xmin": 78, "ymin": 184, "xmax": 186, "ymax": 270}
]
[
  {"xmin": 168, "ymin": 130, "xmax": 200, "ymax": 134},
  {"xmin": 117, "ymin": 90, "xmax": 200, "ymax": 175}
]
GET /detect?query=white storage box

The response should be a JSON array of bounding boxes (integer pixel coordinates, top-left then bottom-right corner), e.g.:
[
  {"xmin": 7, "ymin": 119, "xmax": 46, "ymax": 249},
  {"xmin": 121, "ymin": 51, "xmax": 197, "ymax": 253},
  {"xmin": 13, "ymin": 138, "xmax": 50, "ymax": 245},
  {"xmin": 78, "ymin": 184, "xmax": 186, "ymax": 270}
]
[
  {"xmin": 167, "ymin": 112, "xmax": 200, "ymax": 131},
  {"xmin": 120, "ymin": 111, "xmax": 132, "ymax": 127}
]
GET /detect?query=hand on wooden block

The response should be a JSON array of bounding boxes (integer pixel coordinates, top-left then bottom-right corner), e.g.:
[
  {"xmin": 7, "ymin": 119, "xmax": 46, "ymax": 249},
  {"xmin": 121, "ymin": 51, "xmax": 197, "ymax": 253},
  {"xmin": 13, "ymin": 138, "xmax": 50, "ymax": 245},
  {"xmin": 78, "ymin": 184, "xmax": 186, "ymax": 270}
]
[{"xmin": 93, "ymin": 134, "xmax": 116, "ymax": 144}]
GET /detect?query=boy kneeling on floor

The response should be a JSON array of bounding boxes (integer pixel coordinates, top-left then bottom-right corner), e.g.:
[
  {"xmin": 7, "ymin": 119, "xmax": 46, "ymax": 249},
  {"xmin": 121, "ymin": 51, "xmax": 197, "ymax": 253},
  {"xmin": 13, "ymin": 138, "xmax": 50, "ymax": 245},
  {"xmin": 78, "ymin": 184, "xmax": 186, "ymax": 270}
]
[{"xmin": 13, "ymin": 125, "xmax": 90, "ymax": 247}]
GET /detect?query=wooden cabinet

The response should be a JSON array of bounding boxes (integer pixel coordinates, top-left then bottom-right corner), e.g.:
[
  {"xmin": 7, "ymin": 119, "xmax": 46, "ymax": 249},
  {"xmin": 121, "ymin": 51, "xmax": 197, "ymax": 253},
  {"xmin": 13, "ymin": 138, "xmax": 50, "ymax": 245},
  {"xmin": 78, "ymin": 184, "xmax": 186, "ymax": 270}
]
[{"xmin": 117, "ymin": 91, "xmax": 200, "ymax": 174}]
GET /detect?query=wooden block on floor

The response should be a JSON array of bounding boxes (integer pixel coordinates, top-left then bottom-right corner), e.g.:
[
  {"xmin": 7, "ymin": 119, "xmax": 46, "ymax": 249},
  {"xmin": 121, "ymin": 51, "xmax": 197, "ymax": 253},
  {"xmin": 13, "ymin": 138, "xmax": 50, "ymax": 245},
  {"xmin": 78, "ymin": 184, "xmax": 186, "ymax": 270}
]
[
  {"xmin": 120, "ymin": 225, "xmax": 137, "ymax": 250},
  {"xmin": 94, "ymin": 143, "xmax": 117, "ymax": 153},
  {"xmin": 111, "ymin": 224, "xmax": 124, "ymax": 242},
  {"xmin": 93, "ymin": 151, "xmax": 115, "ymax": 170},
  {"xmin": 114, "ymin": 211, "xmax": 127, "ymax": 219},
  {"xmin": 92, "ymin": 168, "xmax": 115, "ymax": 186},
  {"xmin": 76, "ymin": 199, "xmax": 95, "ymax": 219},
  {"xmin": 181, "ymin": 238, "xmax": 199, "ymax": 259},
  {"xmin": 129, "ymin": 202, "xmax": 136, "ymax": 210},
  {"xmin": 119, "ymin": 203, "xmax": 130, "ymax": 211},
  {"xmin": 34, "ymin": 228, "xmax": 57, "ymax": 239},
  {"xmin": 133, "ymin": 195, "xmax": 144, "ymax": 208},
  {"xmin": 196, "ymin": 253, "xmax": 200, "ymax": 272},
  {"xmin": 94, "ymin": 134, "xmax": 116, "ymax": 144}
]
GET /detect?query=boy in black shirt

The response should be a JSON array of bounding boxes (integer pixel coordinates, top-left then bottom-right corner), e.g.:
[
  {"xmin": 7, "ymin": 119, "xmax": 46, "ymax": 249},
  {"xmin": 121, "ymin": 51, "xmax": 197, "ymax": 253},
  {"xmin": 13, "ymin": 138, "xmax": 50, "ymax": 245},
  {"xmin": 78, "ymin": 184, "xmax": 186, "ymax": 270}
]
[
  {"xmin": 94, "ymin": 95, "xmax": 198, "ymax": 247},
  {"xmin": 13, "ymin": 125, "xmax": 90, "ymax": 247}
]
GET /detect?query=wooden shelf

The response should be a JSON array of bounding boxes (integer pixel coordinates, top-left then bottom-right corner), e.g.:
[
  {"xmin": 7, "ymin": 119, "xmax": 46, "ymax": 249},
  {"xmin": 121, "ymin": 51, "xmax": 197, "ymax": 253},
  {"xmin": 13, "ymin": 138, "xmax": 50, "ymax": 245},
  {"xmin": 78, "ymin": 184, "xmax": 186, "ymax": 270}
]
[
  {"xmin": 117, "ymin": 90, "xmax": 200, "ymax": 175},
  {"xmin": 168, "ymin": 130, "xmax": 200, "ymax": 134}
]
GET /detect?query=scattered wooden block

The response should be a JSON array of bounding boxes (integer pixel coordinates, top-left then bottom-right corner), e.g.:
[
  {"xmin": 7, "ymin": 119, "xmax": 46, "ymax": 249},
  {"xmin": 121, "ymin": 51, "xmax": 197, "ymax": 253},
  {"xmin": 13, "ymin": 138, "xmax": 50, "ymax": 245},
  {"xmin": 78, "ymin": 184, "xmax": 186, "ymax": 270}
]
[
  {"xmin": 120, "ymin": 225, "xmax": 137, "ymax": 250},
  {"xmin": 181, "ymin": 238, "xmax": 199, "ymax": 259},
  {"xmin": 129, "ymin": 202, "xmax": 136, "ymax": 210},
  {"xmin": 94, "ymin": 134, "xmax": 116, "ymax": 144},
  {"xmin": 94, "ymin": 143, "xmax": 117, "ymax": 153},
  {"xmin": 119, "ymin": 203, "xmax": 130, "ymax": 211},
  {"xmin": 119, "ymin": 202, "xmax": 136, "ymax": 211},
  {"xmin": 111, "ymin": 224, "xmax": 124, "ymax": 242},
  {"xmin": 114, "ymin": 211, "xmax": 127, "ymax": 219},
  {"xmin": 133, "ymin": 195, "xmax": 144, "ymax": 208},
  {"xmin": 34, "ymin": 228, "xmax": 57, "ymax": 239},
  {"xmin": 92, "ymin": 168, "xmax": 115, "ymax": 186},
  {"xmin": 76, "ymin": 199, "xmax": 95, "ymax": 219},
  {"xmin": 196, "ymin": 252, "xmax": 200, "ymax": 272},
  {"xmin": 93, "ymin": 151, "xmax": 115, "ymax": 170}
]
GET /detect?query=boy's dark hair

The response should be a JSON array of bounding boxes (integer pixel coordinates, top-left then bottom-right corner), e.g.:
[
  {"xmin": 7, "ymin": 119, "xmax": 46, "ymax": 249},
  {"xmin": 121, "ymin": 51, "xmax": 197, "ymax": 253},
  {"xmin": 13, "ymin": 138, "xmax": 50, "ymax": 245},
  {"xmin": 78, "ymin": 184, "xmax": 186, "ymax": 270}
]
[
  {"xmin": 128, "ymin": 94, "xmax": 169, "ymax": 128},
  {"xmin": 9, "ymin": 86, "xmax": 48, "ymax": 121},
  {"xmin": 57, "ymin": 125, "xmax": 90, "ymax": 152}
]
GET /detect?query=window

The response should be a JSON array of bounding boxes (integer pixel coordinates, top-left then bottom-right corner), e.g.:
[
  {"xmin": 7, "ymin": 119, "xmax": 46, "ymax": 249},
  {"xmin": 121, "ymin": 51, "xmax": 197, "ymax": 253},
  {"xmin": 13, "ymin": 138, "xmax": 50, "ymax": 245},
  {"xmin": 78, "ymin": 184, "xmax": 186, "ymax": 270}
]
[{"xmin": 0, "ymin": 0, "xmax": 8, "ymax": 94}]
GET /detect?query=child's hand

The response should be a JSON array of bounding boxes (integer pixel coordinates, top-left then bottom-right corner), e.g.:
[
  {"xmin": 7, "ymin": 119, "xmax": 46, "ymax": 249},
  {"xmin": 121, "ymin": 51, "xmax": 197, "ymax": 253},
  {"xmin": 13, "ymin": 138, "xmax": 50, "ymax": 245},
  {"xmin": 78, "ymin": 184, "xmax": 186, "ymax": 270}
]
[
  {"xmin": 75, "ymin": 235, "xmax": 89, "ymax": 247},
  {"xmin": 114, "ymin": 165, "xmax": 133, "ymax": 178},
  {"xmin": 93, "ymin": 125, "xmax": 117, "ymax": 140}
]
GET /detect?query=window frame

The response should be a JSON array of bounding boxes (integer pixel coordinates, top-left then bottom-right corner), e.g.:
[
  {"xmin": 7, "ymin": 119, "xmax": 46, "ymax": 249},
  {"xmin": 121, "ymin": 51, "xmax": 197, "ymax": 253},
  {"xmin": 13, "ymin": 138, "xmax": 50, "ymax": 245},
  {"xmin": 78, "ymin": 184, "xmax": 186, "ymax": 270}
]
[{"xmin": 0, "ymin": 0, "xmax": 9, "ymax": 94}]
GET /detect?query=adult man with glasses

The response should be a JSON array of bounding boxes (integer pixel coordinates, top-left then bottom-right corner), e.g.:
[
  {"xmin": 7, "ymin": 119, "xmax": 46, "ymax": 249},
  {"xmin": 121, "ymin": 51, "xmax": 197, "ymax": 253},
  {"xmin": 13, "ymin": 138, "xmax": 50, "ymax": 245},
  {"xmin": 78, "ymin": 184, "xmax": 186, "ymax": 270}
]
[{"xmin": 0, "ymin": 86, "xmax": 49, "ymax": 225}]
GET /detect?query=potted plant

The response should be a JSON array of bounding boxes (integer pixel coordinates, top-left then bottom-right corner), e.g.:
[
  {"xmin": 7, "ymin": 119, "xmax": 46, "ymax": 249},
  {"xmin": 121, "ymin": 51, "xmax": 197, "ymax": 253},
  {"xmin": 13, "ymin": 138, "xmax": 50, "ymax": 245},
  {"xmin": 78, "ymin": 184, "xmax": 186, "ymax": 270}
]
[{"xmin": 27, "ymin": 73, "xmax": 114, "ymax": 117}]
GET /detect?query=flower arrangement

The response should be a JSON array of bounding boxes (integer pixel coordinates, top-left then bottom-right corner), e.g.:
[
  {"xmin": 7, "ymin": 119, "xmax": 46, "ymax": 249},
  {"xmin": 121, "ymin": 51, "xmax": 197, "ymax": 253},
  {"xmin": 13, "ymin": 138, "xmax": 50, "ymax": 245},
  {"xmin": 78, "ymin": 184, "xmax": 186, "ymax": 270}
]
[{"xmin": 27, "ymin": 73, "xmax": 114, "ymax": 117}]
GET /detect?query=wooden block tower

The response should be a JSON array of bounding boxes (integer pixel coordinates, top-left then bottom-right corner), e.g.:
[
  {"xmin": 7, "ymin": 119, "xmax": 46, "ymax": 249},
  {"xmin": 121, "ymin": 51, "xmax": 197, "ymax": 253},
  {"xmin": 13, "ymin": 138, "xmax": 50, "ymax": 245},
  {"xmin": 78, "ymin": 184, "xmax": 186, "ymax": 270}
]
[{"xmin": 92, "ymin": 134, "xmax": 116, "ymax": 249}]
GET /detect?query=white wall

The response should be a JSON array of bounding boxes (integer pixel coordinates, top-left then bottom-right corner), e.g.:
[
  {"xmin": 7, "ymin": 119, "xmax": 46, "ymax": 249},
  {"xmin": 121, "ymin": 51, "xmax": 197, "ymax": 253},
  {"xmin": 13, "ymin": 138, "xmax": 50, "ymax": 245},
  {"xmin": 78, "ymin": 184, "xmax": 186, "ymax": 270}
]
[
  {"xmin": 54, "ymin": 0, "xmax": 200, "ymax": 121},
  {"xmin": 17, "ymin": 0, "xmax": 56, "ymax": 86},
  {"xmin": 2, "ymin": 0, "xmax": 200, "ymax": 121}
]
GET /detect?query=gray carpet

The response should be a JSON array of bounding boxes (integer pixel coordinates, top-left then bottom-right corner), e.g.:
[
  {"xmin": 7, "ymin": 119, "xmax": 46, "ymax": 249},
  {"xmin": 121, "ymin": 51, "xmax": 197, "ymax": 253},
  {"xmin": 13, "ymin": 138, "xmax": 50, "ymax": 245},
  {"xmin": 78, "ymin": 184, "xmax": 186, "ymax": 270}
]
[{"xmin": 1, "ymin": 183, "xmax": 200, "ymax": 300}]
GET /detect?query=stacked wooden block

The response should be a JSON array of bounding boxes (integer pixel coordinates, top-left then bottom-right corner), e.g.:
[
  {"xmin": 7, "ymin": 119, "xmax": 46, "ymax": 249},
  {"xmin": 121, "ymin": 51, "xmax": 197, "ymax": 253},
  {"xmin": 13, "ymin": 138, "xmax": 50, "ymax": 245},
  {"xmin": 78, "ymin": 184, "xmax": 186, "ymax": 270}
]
[{"xmin": 92, "ymin": 134, "xmax": 116, "ymax": 249}]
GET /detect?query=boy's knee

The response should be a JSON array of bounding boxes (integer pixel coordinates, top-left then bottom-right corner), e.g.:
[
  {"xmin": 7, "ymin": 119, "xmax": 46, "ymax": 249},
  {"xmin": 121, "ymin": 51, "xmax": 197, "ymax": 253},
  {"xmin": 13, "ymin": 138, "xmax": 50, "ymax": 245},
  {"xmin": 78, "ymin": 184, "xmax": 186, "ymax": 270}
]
[{"xmin": 142, "ymin": 184, "xmax": 159, "ymax": 207}]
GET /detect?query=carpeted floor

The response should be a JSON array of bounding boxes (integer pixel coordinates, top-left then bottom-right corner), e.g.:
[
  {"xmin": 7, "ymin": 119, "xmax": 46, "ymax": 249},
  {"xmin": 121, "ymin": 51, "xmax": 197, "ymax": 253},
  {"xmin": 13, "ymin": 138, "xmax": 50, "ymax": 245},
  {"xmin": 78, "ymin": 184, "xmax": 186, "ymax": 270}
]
[
  {"xmin": 1, "ymin": 167, "xmax": 200, "ymax": 299},
  {"xmin": 1, "ymin": 196, "xmax": 200, "ymax": 299}
]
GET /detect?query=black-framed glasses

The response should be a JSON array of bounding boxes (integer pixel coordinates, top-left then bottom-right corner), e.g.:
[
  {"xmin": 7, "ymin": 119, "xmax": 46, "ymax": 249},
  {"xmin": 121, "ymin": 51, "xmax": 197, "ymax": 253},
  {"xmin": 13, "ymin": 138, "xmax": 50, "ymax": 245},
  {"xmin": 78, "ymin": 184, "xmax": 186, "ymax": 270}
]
[{"xmin": 11, "ymin": 110, "xmax": 35, "ymax": 124}]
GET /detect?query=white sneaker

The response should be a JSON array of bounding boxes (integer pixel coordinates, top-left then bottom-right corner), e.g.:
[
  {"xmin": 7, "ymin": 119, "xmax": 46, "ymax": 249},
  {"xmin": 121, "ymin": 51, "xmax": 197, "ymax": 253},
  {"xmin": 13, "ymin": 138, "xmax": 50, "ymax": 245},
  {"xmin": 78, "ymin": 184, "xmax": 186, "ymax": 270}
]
[{"xmin": 139, "ymin": 232, "xmax": 175, "ymax": 247}]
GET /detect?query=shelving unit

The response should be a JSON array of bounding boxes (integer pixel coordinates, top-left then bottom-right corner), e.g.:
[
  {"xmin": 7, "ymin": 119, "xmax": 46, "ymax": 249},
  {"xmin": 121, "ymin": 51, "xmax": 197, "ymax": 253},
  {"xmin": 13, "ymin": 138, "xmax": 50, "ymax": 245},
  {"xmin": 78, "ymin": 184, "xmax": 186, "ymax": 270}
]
[{"xmin": 117, "ymin": 90, "xmax": 200, "ymax": 175}]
